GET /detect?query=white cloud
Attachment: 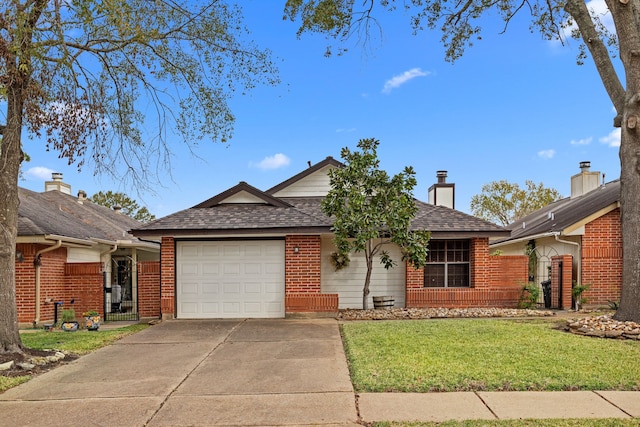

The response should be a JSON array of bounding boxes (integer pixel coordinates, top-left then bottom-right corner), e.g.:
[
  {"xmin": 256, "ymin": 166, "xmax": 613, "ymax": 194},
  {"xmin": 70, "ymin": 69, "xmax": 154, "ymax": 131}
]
[
  {"xmin": 251, "ymin": 153, "xmax": 291, "ymax": 170},
  {"xmin": 599, "ymin": 128, "xmax": 621, "ymax": 147},
  {"xmin": 570, "ymin": 137, "xmax": 593, "ymax": 146},
  {"xmin": 25, "ymin": 166, "xmax": 56, "ymax": 180},
  {"xmin": 382, "ymin": 68, "xmax": 429, "ymax": 94},
  {"xmin": 336, "ymin": 128, "xmax": 356, "ymax": 133},
  {"xmin": 538, "ymin": 149, "xmax": 556, "ymax": 159}
]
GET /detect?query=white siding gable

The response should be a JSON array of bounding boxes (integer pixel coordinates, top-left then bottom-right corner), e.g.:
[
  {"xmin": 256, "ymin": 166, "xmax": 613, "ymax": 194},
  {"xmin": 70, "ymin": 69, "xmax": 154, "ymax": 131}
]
[
  {"xmin": 271, "ymin": 165, "xmax": 334, "ymax": 197},
  {"xmin": 220, "ymin": 190, "xmax": 269, "ymax": 204}
]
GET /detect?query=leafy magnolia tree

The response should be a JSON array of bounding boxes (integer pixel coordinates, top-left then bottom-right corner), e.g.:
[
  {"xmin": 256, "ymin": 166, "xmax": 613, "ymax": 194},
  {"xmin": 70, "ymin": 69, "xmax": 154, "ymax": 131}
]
[
  {"xmin": 90, "ymin": 191, "xmax": 156, "ymax": 223},
  {"xmin": 284, "ymin": 0, "xmax": 640, "ymax": 322},
  {"xmin": 470, "ymin": 180, "xmax": 562, "ymax": 226},
  {"xmin": 0, "ymin": 1, "xmax": 278, "ymax": 353},
  {"xmin": 322, "ymin": 138, "xmax": 430, "ymax": 309}
]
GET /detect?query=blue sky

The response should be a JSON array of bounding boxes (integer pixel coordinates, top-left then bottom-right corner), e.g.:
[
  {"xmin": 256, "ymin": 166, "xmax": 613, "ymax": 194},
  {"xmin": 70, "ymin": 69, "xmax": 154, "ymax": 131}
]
[{"xmin": 19, "ymin": 1, "xmax": 621, "ymax": 219}]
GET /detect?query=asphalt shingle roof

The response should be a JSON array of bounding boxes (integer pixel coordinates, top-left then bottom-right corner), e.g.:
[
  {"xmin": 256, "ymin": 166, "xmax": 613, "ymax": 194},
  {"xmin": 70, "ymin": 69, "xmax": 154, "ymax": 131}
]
[
  {"xmin": 493, "ymin": 179, "xmax": 620, "ymax": 244},
  {"xmin": 134, "ymin": 196, "xmax": 507, "ymax": 238},
  {"xmin": 18, "ymin": 187, "xmax": 145, "ymax": 243}
]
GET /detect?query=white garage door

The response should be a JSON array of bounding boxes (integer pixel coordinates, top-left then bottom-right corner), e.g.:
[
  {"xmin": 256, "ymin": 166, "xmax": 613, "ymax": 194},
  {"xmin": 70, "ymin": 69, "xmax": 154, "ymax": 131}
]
[{"xmin": 176, "ymin": 240, "xmax": 285, "ymax": 318}]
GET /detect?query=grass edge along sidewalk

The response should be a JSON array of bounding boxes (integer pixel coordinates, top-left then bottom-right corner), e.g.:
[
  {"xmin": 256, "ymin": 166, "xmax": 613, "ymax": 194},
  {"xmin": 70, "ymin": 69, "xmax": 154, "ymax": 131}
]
[{"xmin": 341, "ymin": 318, "xmax": 640, "ymax": 393}]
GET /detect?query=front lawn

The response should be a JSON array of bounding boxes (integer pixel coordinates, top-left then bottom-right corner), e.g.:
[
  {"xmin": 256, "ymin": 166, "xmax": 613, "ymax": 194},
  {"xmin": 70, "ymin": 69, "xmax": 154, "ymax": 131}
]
[{"xmin": 341, "ymin": 319, "xmax": 640, "ymax": 392}]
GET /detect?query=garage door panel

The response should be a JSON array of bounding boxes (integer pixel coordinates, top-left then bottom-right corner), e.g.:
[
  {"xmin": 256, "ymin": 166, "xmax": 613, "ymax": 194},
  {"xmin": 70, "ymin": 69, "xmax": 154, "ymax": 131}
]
[
  {"xmin": 202, "ymin": 263, "xmax": 220, "ymax": 275},
  {"xmin": 201, "ymin": 302, "xmax": 220, "ymax": 314},
  {"xmin": 244, "ymin": 282, "xmax": 262, "ymax": 293},
  {"xmin": 244, "ymin": 263, "xmax": 261, "ymax": 274},
  {"xmin": 177, "ymin": 240, "xmax": 284, "ymax": 319},
  {"xmin": 180, "ymin": 302, "xmax": 198, "ymax": 314},
  {"xmin": 181, "ymin": 282, "xmax": 199, "ymax": 295},
  {"xmin": 202, "ymin": 282, "xmax": 219, "ymax": 294},
  {"xmin": 180, "ymin": 263, "xmax": 199, "ymax": 276},
  {"xmin": 222, "ymin": 302, "xmax": 241, "ymax": 314},
  {"xmin": 202, "ymin": 245, "xmax": 220, "ymax": 257}
]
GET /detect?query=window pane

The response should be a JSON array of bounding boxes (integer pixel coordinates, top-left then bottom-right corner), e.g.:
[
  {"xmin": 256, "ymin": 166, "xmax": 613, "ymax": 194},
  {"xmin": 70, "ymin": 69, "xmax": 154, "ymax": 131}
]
[
  {"xmin": 447, "ymin": 240, "xmax": 469, "ymax": 262},
  {"xmin": 428, "ymin": 241, "xmax": 445, "ymax": 262},
  {"xmin": 448, "ymin": 264, "xmax": 470, "ymax": 287},
  {"xmin": 424, "ymin": 264, "xmax": 445, "ymax": 287}
]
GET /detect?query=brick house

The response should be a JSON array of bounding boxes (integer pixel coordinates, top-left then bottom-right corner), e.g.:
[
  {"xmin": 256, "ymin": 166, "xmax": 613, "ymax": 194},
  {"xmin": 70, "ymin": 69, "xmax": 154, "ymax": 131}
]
[
  {"xmin": 490, "ymin": 162, "xmax": 621, "ymax": 310},
  {"xmin": 133, "ymin": 157, "xmax": 529, "ymax": 319},
  {"xmin": 15, "ymin": 174, "xmax": 159, "ymax": 327}
]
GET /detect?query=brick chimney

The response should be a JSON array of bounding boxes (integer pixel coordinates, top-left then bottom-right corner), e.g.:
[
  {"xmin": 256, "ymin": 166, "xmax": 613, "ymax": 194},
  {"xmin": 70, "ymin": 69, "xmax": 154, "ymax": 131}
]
[
  {"xmin": 44, "ymin": 172, "xmax": 71, "ymax": 195},
  {"xmin": 571, "ymin": 161, "xmax": 601, "ymax": 198},
  {"xmin": 428, "ymin": 170, "xmax": 455, "ymax": 209}
]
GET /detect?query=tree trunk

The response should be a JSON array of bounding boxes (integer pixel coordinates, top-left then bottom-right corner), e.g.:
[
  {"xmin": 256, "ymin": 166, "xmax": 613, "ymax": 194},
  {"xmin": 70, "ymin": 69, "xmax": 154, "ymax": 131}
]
[
  {"xmin": 607, "ymin": 0, "xmax": 640, "ymax": 323},
  {"xmin": 0, "ymin": 84, "xmax": 26, "ymax": 353},
  {"xmin": 616, "ymin": 126, "xmax": 640, "ymax": 323},
  {"xmin": 362, "ymin": 248, "xmax": 374, "ymax": 309}
]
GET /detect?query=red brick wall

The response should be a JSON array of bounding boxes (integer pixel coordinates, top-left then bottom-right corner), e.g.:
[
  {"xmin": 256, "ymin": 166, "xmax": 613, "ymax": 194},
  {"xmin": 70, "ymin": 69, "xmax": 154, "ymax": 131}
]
[
  {"xmin": 285, "ymin": 235, "xmax": 321, "ymax": 293},
  {"xmin": 64, "ymin": 263, "xmax": 103, "ymax": 319},
  {"xmin": 284, "ymin": 235, "xmax": 338, "ymax": 312},
  {"xmin": 488, "ymin": 255, "xmax": 529, "ymax": 288},
  {"xmin": 15, "ymin": 244, "xmax": 37, "ymax": 324},
  {"xmin": 470, "ymin": 238, "xmax": 490, "ymax": 288},
  {"xmin": 15, "ymin": 244, "xmax": 69, "ymax": 325},
  {"xmin": 552, "ymin": 255, "xmax": 573, "ymax": 309},
  {"xmin": 407, "ymin": 287, "xmax": 522, "ymax": 308},
  {"xmin": 581, "ymin": 209, "xmax": 622, "ymax": 305},
  {"xmin": 405, "ymin": 239, "xmax": 527, "ymax": 308},
  {"xmin": 138, "ymin": 261, "xmax": 161, "ymax": 318},
  {"xmin": 160, "ymin": 237, "xmax": 175, "ymax": 318}
]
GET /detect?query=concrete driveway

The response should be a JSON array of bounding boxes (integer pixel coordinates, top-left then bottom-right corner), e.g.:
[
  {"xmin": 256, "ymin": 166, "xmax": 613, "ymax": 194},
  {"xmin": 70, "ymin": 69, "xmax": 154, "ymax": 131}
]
[{"xmin": 0, "ymin": 319, "xmax": 358, "ymax": 426}]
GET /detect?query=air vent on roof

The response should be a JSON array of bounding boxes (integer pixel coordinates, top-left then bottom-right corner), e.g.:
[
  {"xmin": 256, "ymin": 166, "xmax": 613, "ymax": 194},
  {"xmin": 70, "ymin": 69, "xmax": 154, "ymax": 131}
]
[{"xmin": 548, "ymin": 212, "xmax": 554, "ymax": 220}]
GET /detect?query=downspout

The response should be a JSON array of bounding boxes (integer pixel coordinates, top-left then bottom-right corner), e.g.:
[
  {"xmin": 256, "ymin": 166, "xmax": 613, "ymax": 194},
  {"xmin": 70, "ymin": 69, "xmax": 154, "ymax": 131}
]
[
  {"xmin": 553, "ymin": 233, "xmax": 582, "ymax": 304},
  {"xmin": 34, "ymin": 240, "xmax": 63, "ymax": 326}
]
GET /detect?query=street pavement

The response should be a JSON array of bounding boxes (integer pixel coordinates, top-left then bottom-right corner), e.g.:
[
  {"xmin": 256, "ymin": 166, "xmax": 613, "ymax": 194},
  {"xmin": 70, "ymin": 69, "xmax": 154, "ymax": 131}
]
[{"xmin": 1, "ymin": 318, "xmax": 639, "ymax": 426}]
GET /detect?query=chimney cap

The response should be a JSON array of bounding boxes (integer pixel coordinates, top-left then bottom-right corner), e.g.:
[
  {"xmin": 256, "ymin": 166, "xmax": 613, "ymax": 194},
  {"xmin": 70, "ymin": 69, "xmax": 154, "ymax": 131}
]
[
  {"xmin": 436, "ymin": 170, "xmax": 448, "ymax": 184},
  {"xmin": 579, "ymin": 161, "xmax": 591, "ymax": 170},
  {"xmin": 51, "ymin": 172, "xmax": 63, "ymax": 181}
]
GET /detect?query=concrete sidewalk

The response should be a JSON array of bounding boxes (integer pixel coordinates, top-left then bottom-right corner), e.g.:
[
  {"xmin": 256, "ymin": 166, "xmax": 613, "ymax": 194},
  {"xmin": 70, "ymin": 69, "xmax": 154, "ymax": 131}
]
[
  {"xmin": 358, "ymin": 391, "xmax": 640, "ymax": 423},
  {"xmin": 1, "ymin": 318, "xmax": 639, "ymax": 426}
]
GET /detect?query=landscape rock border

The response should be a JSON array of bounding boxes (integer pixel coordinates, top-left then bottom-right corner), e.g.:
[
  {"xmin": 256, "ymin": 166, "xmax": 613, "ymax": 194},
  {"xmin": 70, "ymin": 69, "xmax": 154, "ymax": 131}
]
[
  {"xmin": 565, "ymin": 314, "xmax": 640, "ymax": 340},
  {"xmin": 337, "ymin": 307, "xmax": 556, "ymax": 321}
]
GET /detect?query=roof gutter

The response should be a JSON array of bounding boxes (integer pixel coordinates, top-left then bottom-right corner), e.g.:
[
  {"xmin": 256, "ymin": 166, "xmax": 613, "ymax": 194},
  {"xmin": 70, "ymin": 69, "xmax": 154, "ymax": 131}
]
[
  {"xmin": 489, "ymin": 232, "xmax": 556, "ymax": 248},
  {"xmin": 33, "ymin": 239, "xmax": 63, "ymax": 326}
]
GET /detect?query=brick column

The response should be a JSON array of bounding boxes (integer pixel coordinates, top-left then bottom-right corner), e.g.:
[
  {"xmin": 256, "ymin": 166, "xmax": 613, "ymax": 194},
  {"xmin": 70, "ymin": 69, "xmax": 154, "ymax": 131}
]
[
  {"xmin": 552, "ymin": 255, "xmax": 573, "ymax": 309},
  {"xmin": 160, "ymin": 237, "xmax": 175, "ymax": 319}
]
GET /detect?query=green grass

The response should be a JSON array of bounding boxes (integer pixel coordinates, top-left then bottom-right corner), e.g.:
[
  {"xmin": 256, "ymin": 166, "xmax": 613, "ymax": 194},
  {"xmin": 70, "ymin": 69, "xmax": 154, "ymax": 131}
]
[
  {"xmin": 21, "ymin": 323, "xmax": 148, "ymax": 354},
  {"xmin": 374, "ymin": 420, "xmax": 640, "ymax": 427},
  {"xmin": 0, "ymin": 324, "xmax": 148, "ymax": 393},
  {"xmin": 341, "ymin": 319, "xmax": 640, "ymax": 392}
]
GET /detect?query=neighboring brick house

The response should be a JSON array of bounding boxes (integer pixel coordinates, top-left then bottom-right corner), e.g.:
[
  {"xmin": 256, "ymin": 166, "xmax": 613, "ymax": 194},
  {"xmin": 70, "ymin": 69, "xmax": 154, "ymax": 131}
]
[
  {"xmin": 15, "ymin": 174, "xmax": 160, "ymax": 328},
  {"xmin": 490, "ymin": 162, "xmax": 621, "ymax": 310},
  {"xmin": 133, "ymin": 157, "xmax": 528, "ymax": 319}
]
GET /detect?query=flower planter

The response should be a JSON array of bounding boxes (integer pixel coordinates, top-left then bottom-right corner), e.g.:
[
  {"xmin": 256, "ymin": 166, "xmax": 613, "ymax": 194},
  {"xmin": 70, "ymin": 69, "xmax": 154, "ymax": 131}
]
[
  {"xmin": 61, "ymin": 321, "xmax": 79, "ymax": 332},
  {"xmin": 84, "ymin": 315, "xmax": 101, "ymax": 331}
]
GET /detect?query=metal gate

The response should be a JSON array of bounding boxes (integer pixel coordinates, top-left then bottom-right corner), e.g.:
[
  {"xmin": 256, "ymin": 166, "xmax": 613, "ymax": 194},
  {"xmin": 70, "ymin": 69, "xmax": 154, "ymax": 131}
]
[{"xmin": 104, "ymin": 257, "xmax": 138, "ymax": 321}]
